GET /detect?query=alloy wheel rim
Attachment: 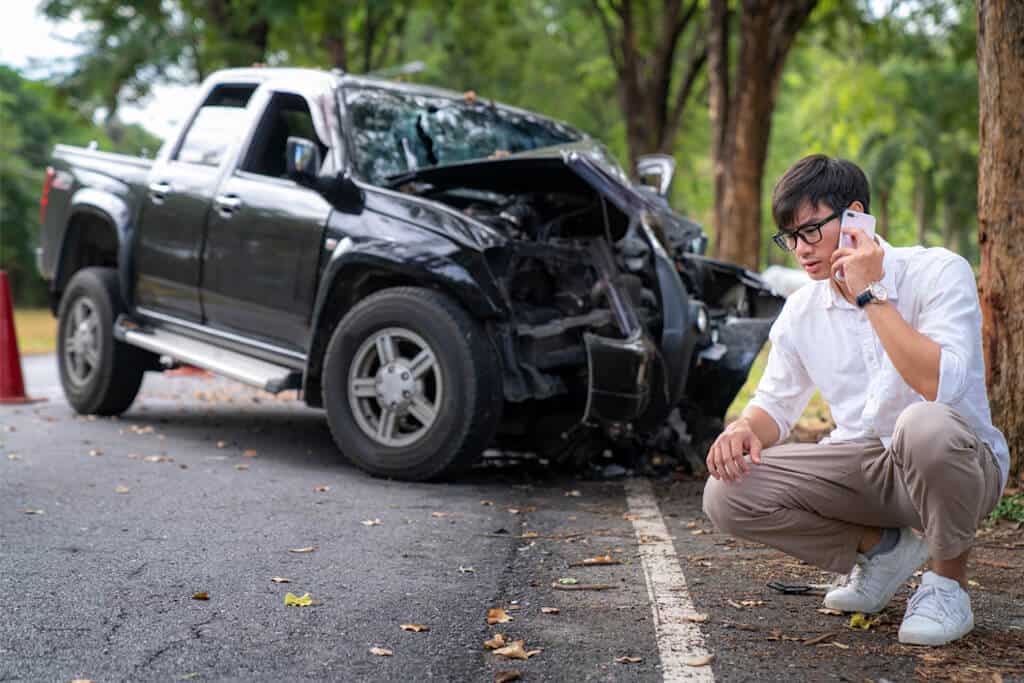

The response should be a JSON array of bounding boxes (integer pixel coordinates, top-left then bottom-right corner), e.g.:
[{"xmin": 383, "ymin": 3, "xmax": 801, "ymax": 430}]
[
  {"xmin": 63, "ymin": 297, "xmax": 101, "ymax": 387},
  {"xmin": 347, "ymin": 327, "xmax": 443, "ymax": 448}
]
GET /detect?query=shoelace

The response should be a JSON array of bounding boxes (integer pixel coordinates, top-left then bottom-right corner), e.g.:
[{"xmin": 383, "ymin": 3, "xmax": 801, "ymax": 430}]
[{"xmin": 905, "ymin": 585, "xmax": 955, "ymax": 623}]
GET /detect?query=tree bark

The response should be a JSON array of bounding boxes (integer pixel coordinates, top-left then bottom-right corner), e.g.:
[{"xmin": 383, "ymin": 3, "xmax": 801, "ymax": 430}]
[
  {"xmin": 877, "ymin": 189, "xmax": 890, "ymax": 240},
  {"xmin": 977, "ymin": 0, "xmax": 1024, "ymax": 484},
  {"xmin": 709, "ymin": 0, "xmax": 818, "ymax": 272}
]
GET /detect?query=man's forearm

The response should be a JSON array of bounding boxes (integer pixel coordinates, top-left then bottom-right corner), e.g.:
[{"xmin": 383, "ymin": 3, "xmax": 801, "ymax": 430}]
[
  {"xmin": 864, "ymin": 300, "xmax": 941, "ymax": 401},
  {"xmin": 730, "ymin": 405, "xmax": 782, "ymax": 449}
]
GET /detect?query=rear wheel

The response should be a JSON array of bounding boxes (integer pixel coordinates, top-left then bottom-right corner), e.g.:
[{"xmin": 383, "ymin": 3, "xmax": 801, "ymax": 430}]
[
  {"xmin": 322, "ymin": 287, "xmax": 502, "ymax": 481},
  {"xmin": 57, "ymin": 268, "xmax": 149, "ymax": 415}
]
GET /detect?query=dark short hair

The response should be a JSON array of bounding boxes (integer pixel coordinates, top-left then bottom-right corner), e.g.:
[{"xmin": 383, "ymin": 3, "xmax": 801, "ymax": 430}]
[{"xmin": 771, "ymin": 155, "xmax": 870, "ymax": 230}]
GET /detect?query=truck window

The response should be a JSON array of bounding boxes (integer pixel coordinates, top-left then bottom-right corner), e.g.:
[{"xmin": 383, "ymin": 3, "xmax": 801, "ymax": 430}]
[
  {"xmin": 241, "ymin": 92, "xmax": 326, "ymax": 178},
  {"xmin": 175, "ymin": 84, "xmax": 256, "ymax": 167}
]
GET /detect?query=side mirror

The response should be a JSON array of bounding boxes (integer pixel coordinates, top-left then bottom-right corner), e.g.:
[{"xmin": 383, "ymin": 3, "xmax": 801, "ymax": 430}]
[
  {"xmin": 286, "ymin": 136, "xmax": 321, "ymax": 181},
  {"xmin": 636, "ymin": 154, "xmax": 676, "ymax": 197}
]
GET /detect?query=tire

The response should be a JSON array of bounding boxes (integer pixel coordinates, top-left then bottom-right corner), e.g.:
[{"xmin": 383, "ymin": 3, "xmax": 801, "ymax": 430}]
[
  {"xmin": 322, "ymin": 287, "xmax": 503, "ymax": 481},
  {"xmin": 57, "ymin": 267, "xmax": 148, "ymax": 415}
]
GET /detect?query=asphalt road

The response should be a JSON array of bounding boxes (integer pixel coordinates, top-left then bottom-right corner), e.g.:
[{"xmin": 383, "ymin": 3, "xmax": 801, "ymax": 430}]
[{"xmin": 2, "ymin": 355, "xmax": 1023, "ymax": 682}]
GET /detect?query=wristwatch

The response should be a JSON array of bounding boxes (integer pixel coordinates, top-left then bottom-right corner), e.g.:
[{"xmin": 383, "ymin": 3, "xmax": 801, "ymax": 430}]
[{"xmin": 856, "ymin": 281, "xmax": 888, "ymax": 307}]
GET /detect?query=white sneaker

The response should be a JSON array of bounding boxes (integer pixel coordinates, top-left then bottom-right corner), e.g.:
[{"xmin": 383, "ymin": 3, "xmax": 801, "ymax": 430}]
[
  {"xmin": 823, "ymin": 527, "xmax": 930, "ymax": 614},
  {"xmin": 899, "ymin": 571, "xmax": 974, "ymax": 646}
]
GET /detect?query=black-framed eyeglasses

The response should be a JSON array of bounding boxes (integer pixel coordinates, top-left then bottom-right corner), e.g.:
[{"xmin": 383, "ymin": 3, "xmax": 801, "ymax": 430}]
[{"xmin": 771, "ymin": 210, "xmax": 841, "ymax": 251}]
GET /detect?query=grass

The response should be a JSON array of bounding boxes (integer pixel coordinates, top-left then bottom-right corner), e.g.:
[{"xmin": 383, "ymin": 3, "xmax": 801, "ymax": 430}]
[
  {"xmin": 989, "ymin": 491, "xmax": 1024, "ymax": 524},
  {"xmin": 12, "ymin": 308, "xmax": 57, "ymax": 355}
]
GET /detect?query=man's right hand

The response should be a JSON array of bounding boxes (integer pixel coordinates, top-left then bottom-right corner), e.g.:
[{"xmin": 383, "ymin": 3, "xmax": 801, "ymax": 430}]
[{"xmin": 706, "ymin": 419, "xmax": 763, "ymax": 483}]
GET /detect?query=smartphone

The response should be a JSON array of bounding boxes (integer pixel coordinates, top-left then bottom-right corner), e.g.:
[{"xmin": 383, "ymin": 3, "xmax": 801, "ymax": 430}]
[{"xmin": 834, "ymin": 209, "xmax": 876, "ymax": 282}]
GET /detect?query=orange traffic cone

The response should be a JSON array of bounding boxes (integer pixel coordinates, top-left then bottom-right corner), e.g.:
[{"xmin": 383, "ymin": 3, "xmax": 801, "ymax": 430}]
[{"xmin": 0, "ymin": 271, "xmax": 45, "ymax": 404}]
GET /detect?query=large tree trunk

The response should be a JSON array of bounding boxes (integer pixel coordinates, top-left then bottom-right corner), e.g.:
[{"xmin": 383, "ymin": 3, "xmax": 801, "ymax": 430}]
[
  {"xmin": 977, "ymin": 0, "xmax": 1024, "ymax": 484},
  {"xmin": 709, "ymin": 0, "xmax": 818, "ymax": 271}
]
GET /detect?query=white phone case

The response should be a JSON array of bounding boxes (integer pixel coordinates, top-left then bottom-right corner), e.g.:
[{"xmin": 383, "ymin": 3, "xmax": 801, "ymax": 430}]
[{"xmin": 835, "ymin": 209, "xmax": 876, "ymax": 281}]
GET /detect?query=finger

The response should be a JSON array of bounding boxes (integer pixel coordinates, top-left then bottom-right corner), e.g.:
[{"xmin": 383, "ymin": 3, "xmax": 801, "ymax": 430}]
[
  {"xmin": 749, "ymin": 438, "xmax": 762, "ymax": 465},
  {"xmin": 831, "ymin": 247, "xmax": 854, "ymax": 261},
  {"xmin": 706, "ymin": 443, "xmax": 720, "ymax": 480},
  {"xmin": 723, "ymin": 439, "xmax": 741, "ymax": 480},
  {"xmin": 732, "ymin": 436, "xmax": 750, "ymax": 474}
]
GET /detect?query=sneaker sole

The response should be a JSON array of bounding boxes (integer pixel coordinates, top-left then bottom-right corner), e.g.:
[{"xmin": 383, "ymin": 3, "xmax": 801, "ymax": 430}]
[
  {"xmin": 822, "ymin": 535, "xmax": 930, "ymax": 614},
  {"xmin": 898, "ymin": 614, "xmax": 974, "ymax": 646}
]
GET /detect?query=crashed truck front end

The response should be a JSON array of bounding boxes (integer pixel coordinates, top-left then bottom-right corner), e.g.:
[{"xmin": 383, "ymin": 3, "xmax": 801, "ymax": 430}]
[{"xmin": 387, "ymin": 145, "xmax": 784, "ymax": 470}]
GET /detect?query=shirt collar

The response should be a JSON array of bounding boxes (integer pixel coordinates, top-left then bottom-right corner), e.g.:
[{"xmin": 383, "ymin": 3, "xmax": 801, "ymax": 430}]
[{"xmin": 824, "ymin": 236, "xmax": 900, "ymax": 309}]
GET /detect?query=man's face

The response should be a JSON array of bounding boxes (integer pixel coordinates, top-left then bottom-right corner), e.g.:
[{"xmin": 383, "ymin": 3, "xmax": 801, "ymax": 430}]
[{"xmin": 784, "ymin": 201, "xmax": 842, "ymax": 280}]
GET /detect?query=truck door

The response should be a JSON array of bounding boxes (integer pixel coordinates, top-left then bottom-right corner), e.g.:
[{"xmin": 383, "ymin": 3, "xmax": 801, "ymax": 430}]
[
  {"xmin": 134, "ymin": 84, "xmax": 256, "ymax": 321},
  {"xmin": 200, "ymin": 90, "xmax": 331, "ymax": 351}
]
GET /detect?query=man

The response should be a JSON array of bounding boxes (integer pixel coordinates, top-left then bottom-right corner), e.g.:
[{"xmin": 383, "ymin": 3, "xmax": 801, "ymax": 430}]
[{"xmin": 702, "ymin": 154, "xmax": 1009, "ymax": 646}]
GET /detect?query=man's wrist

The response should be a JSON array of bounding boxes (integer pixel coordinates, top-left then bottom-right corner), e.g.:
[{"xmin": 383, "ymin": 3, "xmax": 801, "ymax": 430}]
[{"xmin": 726, "ymin": 417, "xmax": 752, "ymax": 433}]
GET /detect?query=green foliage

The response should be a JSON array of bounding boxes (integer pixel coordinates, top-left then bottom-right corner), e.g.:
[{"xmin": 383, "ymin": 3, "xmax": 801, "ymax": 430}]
[{"xmin": 989, "ymin": 492, "xmax": 1024, "ymax": 524}]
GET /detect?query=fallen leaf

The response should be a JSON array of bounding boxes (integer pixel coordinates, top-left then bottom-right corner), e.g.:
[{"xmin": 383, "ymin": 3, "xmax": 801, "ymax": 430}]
[
  {"xmin": 615, "ymin": 656, "xmax": 642, "ymax": 664},
  {"xmin": 541, "ymin": 607, "xmax": 560, "ymax": 614},
  {"xmin": 639, "ymin": 534, "xmax": 665, "ymax": 544},
  {"xmin": 484, "ymin": 633, "xmax": 507, "ymax": 649},
  {"xmin": 271, "ymin": 577, "xmax": 291, "ymax": 583},
  {"xmin": 370, "ymin": 646, "xmax": 393, "ymax": 657},
  {"xmin": 686, "ymin": 521, "xmax": 698, "ymax": 529},
  {"xmin": 817, "ymin": 608, "xmax": 844, "ymax": 616},
  {"xmin": 507, "ymin": 506, "xmax": 536, "ymax": 514},
  {"xmin": 18, "ymin": 507, "xmax": 44, "ymax": 515},
  {"xmin": 313, "ymin": 485, "xmax": 330, "ymax": 493},
  {"xmin": 480, "ymin": 500, "xmax": 494, "ymax": 506},
  {"xmin": 564, "ymin": 490, "xmax": 581, "ymax": 497},
  {"xmin": 242, "ymin": 449, "xmax": 258, "ymax": 457},
  {"xmin": 690, "ymin": 529, "xmax": 707, "ymax": 535},
  {"xmin": 191, "ymin": 592, "xmax": 209, "ymax": 600},
  {"xmin": 6, "ymin": 453, "xmax": 20, "ymax": 460},
  {"xmin": 494, "ymin": 671, "xmax": 521, "ymax": 683},
  {"xmin": 551, "ymin": 582, "xmax": 617, "ymax": 591},
  {"xmin": 557, "ymin": 577, "xmax": 579, "ymax": 585},
  {"xmin": 88, "ymin": 449, "xmax": 102, "ymax": 457},
  {"xmin": 486, "ymin": 608, "xmax": 513, "ymax": 624},
  {"xmin": 571, "ymin": 555, "xmax": 620, "ymax": 567},
  {"xmin": 400, "ymin": 624, "xmax": 430, "ymax": 632},
  {"xmin": 234, "ymin": 464, "xmax": 249, "ymax": 471},
  {"xmin": 284, "ymin": 592, "xmax": 313, "ymax": 606},
  {"xmin": 685, "ymin": 613, "xmax": 709, "ymax": 623},
  {"xmin": 685, "ymin": 654, "xmax": 714, "ymax": 667},
  {"xmin": 848, "ymin": 613, "xmax": 880, "ymax": 630},
  {"xmin": 289, "ymin": 546, "xmax": 317, "ymax": 553},
  {"xmin": 458, "ymin": 566, "xmax": 476, "ymax": 574},
  {"xmin": 115, "ymin": 485, "xmax": 130, "ymax": 494},
  {"xmin": 361, "ymin": 519, "xmax": 382, "ymax": 526},
  {"xmin": 431, "ymin": 511, "xmax": 450, "ymax": 518},
  {"xmin": 492, "ymin": 640, "xmax": 542, "ymax": 660},
  {"xmin": 216, "ymin": 441, "xmax": 227, "ymax": 448}
]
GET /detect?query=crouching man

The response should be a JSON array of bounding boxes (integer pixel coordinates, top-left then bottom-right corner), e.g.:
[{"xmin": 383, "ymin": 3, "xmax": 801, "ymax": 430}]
[{"xmin": 703, "ymin": 154, "xmax": 1009, "ymax": 646}]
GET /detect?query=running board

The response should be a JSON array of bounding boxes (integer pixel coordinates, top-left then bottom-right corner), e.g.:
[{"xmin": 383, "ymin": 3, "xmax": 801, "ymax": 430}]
[{"xmin": 115, "ymin": 319, "xmax": 301, "ymax": 394}]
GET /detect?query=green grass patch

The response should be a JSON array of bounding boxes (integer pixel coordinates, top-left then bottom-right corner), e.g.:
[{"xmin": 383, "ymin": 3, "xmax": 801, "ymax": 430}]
[
  {"xmin": 727, "ymin": 344, "xmax": 833, "ymax": 431},
  {"xmin": 989, "ymin": 492, "xmax": 1024, "ymax": 524},
  {"xmin": 12, "ymin": 309, "xmax": 57, "ymax": 355}
]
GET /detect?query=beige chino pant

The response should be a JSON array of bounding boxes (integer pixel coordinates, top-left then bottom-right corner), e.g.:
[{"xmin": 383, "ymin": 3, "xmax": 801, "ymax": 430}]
[{"xmin": 702, "ymin": 402, "xmax": 1003, "ymax": 574}]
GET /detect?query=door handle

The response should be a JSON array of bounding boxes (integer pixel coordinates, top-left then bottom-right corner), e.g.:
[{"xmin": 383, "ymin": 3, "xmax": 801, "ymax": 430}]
[
  {"xmin": 148, "ymin": 181, "xmax": 171, "ymax": 202},
  {"xmin": 214, "ymin": 194, "xmax": 242, "ymax": 216}
]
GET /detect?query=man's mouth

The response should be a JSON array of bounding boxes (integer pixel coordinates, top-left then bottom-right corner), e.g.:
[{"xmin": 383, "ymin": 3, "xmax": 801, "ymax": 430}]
[{"xmin": 801, "ymin": 260, "xmax": 820, "ymax": 270}]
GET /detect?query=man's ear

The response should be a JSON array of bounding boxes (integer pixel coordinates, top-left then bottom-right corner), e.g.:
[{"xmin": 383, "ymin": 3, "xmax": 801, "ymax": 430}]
[{"xmin": 848, "ymin": 200, "xmax": 865, "ymax": 213}]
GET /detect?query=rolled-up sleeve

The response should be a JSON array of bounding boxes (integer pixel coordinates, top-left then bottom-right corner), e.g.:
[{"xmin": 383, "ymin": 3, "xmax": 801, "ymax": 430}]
[
  {"xmin": 748, "ymin": 315, "xmax": 815, "ymax": 443},
  {"xmin": 916, "ymin": 256, "xmax": 978, "ymax": 405}
]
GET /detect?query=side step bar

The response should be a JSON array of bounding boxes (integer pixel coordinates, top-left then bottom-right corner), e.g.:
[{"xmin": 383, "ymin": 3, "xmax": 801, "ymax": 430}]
[{"xmin": 114, "ymin": 318, "xmax": 301, "ymax": 394}]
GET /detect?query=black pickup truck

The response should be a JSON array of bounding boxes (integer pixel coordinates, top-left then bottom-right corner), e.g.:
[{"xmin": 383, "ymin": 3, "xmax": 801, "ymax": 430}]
[{"xmin": 37, "ymin": 67, "xmax": 783, "ymax": 480}]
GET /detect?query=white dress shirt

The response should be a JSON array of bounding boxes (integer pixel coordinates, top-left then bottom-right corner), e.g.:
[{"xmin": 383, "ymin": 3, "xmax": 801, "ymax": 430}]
[{"xmin": 750, "ymin": 237, "xmax": 1010, "ymax": 490}]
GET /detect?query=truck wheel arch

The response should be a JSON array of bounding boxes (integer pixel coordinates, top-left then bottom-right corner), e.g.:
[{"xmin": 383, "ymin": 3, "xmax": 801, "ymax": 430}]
[{"xmin": 52, "ymin": 211, "xmax": 122, "ymax": 313}]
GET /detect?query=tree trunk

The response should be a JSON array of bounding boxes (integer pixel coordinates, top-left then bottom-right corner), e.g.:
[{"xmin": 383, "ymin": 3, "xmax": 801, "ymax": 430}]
[
  {"xmin": 710, "ymin": 0, "xmax": 818, "ymax": 271},
  {"xmin": 877, "ymin": 189, "xmax": 890, "ymax": 240},
  {"xmin": 977, "ymin": 0, "xmax": 1024, "ymax": 484},
  {"xmin": 914, "ymin": 171, "xmax": 933, "ymax": 246}
]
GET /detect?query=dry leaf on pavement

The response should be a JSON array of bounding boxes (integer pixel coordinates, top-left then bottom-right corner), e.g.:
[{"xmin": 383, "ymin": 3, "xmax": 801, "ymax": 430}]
[
  {"xmin": 191, "ymin": 592, "xmax": 209, "ymax": 600},
  {"xmin": 284, "ymin": 592, "xmax": 314, "ymax": 606},
  {"xmin": 313, "ymin": 485, "xmax": 330, "ymax": 493},
  {"xmin": 115, "ymin": 485, "xmax": 130, "ymax": 494},
  {"xmin": 803, "ymin": 631, "xmax": 839, "ymax": 646},
  {"xmin": 431, "ymin": 511, "xmax": 450, "ymax": 518},
  {"xmin": 848, "ymin": 613, "xmax": 881, "ymax": 630},
  {"xmin": 289, "ymin": 546, "xmax": 317, "ymax": 553},
  {"xmin": 541, "ymin": 607, "xmax": 560, "ymax": 614},
  {"xmin": 817, "ymin": 608, "xmax": 843, "ymax": 616},
  {"xmin": 492, "ymin": 640, "xmax": 542, "ymax": 660},
  {"xmin": 487, "ymin": 608, "xmax": 513, "ymax": 624},
  {"xmin": 361, "ymin": 519, "xmax": 382, "ymax": 526},
  {"xmin": 685, "ymin": 613, "xmax": 709, "ymax": 623},
  {"xmin": 494, "ymin": 671, "xmax": 521, "ymax": 683},
  {"xmin": 615, "ymin": 656, "xmax": 642, "ymax": 664},
  {"xmin": 571, "ymin": 555, "xmax": 620, "ymax": 567},
  {"xmin": 685, "ymin": 654, "xmax": 714, "ymax": 667},
  {"xmin": 18, "ymin": 507, "xmax": 44, "ymax": 515},
  {"xmin": 400, "ymin": 624, "xmax": 430, "ymax": 632},
  {"xmin": 271, "ymin": 577, "xmax": 291, "ymax": 583},
  {"xmin": 88, "ymin": 449, "xmax": 102, "ymax": 457},
  {"xmin": 370, "ymin": 646, "xmax": 393, "ymax": 657},
  {"xmin": 242, "ymin": 449, "xmax": 258, "ymax": 457},
  {"xmin": 484, "ymin": 633, "xmax": 507, "ymax": 650},
  {"xmin": 234, "ymin": 464, "xmax": 249, "ymax": 471}
]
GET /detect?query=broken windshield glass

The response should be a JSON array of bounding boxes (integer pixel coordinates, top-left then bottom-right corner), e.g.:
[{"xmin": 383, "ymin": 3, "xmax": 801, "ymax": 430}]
[{"xmin": 342, "ymin": 86, "xmax": 582, "ymax": 186}]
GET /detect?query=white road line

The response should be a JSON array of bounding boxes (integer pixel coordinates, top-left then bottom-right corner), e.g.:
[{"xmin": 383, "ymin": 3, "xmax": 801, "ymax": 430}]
[{"xmin": 624, "ymin": 478, "xmax": 715, "ymax": 682}]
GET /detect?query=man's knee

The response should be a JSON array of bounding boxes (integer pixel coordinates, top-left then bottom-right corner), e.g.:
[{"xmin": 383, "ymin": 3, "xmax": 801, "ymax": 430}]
[
  {"xmin": 894, "ymin": 402, "xmax": 973, "ymax": 475},
  {"xmin": 702, "ymin": 476, "xmax": 742, "ymax": 536}
]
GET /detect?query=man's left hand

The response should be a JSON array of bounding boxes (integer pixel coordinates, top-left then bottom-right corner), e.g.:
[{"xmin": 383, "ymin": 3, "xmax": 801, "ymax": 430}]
[{"xmin": 830, "ymin": 227, "xmax": 884, "ymax": 295}]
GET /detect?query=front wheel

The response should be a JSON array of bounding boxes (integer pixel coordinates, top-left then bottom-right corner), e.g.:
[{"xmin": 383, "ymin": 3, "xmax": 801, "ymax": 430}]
[
  {"xmin": 322, "ymin": 287, "xmax": 502, "ymax": 481},
  {"xmin": 57, "ymin": 268, "xmax": 149, "ymax": 415}
]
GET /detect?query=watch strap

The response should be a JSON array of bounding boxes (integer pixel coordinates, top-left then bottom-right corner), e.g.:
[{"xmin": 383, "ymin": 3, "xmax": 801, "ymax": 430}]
[{"xmin": 855, "ymin": 288, "xmax": 874, "ymax": 307}]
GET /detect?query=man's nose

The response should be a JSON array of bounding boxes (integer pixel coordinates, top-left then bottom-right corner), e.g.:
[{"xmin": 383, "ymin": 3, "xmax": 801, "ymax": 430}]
[{"xmin": 794, "ymin": 238, "xmax": 814, "ymax": 258}]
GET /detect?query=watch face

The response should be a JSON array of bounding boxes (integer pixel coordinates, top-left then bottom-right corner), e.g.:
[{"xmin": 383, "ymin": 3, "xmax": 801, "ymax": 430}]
[{"xmin": 869, "ymin": 282, "xmax": 888, "ymax": 301}]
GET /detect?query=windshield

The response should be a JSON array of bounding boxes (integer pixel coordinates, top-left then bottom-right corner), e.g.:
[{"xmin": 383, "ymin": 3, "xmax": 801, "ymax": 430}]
[{"xmin": 342, "ymin": 86, "xmax": 582, "ymax": 186}]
